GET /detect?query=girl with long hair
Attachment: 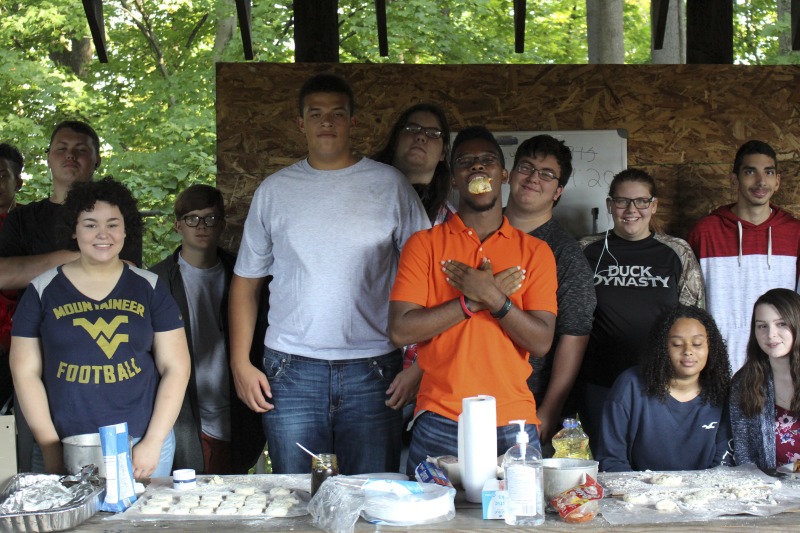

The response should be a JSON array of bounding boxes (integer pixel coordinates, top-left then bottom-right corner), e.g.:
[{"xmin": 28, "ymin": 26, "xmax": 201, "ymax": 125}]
[{"xmin": 729, "ymin": 288, "xmax": 800, "ymax": 470}]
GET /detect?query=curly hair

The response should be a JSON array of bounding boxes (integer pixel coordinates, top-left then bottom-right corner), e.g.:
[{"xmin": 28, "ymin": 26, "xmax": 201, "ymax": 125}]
[
  {"xmin": 737, "ymin": 288, "xmax": 800, "ymax": 417},
  {"xmin": 642, "ymin": 305, "xmax": 731, "ymax": 406},
  {"xmin": 61, "ymin": 176, "xmax": 142, "ymax": 253},
  {"xmin": 373, "ymin": 103, "xmax": 451, "ymax": 223}
]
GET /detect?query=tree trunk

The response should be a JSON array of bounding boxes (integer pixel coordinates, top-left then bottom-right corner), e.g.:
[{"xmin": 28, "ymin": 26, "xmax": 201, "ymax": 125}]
[
  {"xmin": 49, "ymin": 37, "xmax": 94, "ymax": 77},
  {"xmin": 652, "ymin": 0, "xmax": 685, "ymax": 64},
  {"xmin": 213, "ymin": 0, "xmax": 236, "ymax": 62},
  {"xmin": 777, "ymin": 0, "xmax": 793, "ymax": 55},
  {"xmin": 586, "ymin": 0, "xmax": 624, "ymax": 64}
]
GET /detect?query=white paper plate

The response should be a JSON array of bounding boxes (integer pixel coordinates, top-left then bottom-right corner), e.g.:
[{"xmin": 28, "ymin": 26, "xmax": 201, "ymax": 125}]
[{"xmin": 776, "ymin": 464, "xmax": 800, "ymax": 476}]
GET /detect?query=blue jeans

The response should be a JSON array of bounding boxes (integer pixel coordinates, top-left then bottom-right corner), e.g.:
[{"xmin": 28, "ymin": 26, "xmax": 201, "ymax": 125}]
[
  {"xmin": 406, "ymin": 411, "xmax": 541, "ymax": 475},
  {"xmin": 262, "ymin": 348, "xmax": 403, "ymax": 475},
  {"xmin": 32, "ymin": 430, "xmax": 175, "ymax": 477}
]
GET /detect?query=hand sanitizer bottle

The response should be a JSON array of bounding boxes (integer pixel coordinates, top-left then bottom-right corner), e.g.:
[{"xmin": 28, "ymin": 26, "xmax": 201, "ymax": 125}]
[{"xmin": 503, "ymin": 419, "xmax": 544, "ymax": 526}]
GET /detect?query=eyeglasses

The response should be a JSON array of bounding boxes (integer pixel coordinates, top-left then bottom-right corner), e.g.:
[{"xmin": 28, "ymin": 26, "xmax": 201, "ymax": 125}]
[
  {"xmin": 181, "ymin": 215, "xmax": 221, "ymax": 227},
  {"xmin": 514, "ymin": 163, "xmax": 559, "ymax": 183},
  {"xmin": 608, "ymin": 196, "xmax": 655, "ymax": 209},
  {"xmin": 453, "ymin": 154, "xmax": 500, "ymax": 169},
  {"xmin": 402, "ymin": 123, "xmax": 443, "ymax": 139}
]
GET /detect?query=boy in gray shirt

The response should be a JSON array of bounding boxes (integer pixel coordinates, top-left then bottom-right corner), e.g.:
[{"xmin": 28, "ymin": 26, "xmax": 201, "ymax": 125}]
[
  {"xmin": 151, "ymin": 184, "xmax": 266, "ymax": 474},
  {"xmin": 230, "ymin": 74, "xmax": 429, "ymax": 474}
]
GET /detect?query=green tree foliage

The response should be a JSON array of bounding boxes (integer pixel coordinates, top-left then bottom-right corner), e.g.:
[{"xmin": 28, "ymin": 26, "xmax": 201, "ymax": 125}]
[
  {"xmin": 0, "ymin": 0, "xmax": 787, "ymax": 264},
  {"xmin": 733, "ymin": 0, "xmax": 800, "ymax": 65}
]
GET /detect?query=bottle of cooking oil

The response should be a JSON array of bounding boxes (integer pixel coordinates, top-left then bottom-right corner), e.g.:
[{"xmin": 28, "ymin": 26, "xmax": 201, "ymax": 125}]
[{"xmin": 552, "ymin": 418, "xmax": 593, "ymax": 460}]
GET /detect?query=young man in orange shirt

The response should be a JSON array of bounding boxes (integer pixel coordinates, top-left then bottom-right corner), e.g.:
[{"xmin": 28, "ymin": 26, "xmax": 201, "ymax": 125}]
[{"xmin": 389, "ymin": 126, "xmax": 558, "ymax": 473}]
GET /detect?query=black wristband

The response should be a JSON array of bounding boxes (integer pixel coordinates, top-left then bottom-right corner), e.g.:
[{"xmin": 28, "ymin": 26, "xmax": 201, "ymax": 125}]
[{"xmin": 491, "ymin": 297, "xmax": 513, "ymax": 319}]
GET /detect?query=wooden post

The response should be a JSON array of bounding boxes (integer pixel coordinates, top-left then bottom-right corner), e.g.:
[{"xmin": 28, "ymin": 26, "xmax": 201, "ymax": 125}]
[
  {"xmin": 294, "ymin": 0, "xmax": 339, "ymax": 63},
  {"xmin": 652, "ymin": 0, "xmax": 670, "ymax": 50},
  {"xmin": 686, "ymin": 0, "xmax": 733, "ymax": 64},
  {"xmin": 514, "ymin": 0, "xmax": 526, "ymax": 53},
  {"xmin": 235, "ymin": 0, "xmax": 254, "ymax": 60},
  {"xmin": 81, "ymin": 0, "xmax": 108, "ymax": 63},
  {"xmin": 375, "ymin": 0, "xmax": 388, "ymax": 57}
]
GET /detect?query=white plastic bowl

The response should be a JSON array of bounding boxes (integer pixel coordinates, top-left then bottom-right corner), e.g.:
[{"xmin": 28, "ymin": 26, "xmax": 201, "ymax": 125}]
[{"xmin": 542, "ymin": 458, "xmax": 598, "ymax": 501}]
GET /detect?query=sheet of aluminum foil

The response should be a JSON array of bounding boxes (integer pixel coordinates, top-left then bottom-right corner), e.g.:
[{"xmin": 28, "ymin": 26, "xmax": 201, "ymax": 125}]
[{"xmin": 0, "ymin": 474, "xmax": 104, "ymax": 533}]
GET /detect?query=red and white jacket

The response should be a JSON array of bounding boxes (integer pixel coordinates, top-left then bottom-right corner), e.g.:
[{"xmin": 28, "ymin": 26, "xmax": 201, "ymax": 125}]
[{"xmin": 688, "ymin": 204, "xmax": 800, "ymax": 372}]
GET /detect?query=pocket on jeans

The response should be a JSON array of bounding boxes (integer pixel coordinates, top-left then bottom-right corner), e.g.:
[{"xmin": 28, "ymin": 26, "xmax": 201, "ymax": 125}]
[
  {"xmin": 263, "ymin": 352, "xmax": 289, "ymax": 381},
  {"xmin": 367, "ymin": 355, "xmax": 401, "ymax": 384}
]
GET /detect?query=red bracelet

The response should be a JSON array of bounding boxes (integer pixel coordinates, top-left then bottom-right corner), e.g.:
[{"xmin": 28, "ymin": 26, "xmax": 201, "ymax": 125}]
[{"xmin": 459, "ymin": 295, "xmax": 475, "ymax": 318}]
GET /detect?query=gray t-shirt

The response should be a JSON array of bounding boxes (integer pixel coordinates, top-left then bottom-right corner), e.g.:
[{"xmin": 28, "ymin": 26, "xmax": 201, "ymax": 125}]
[
  {"xmin": 178, "ymin": 254, "xmax": 230, "ymax": 441},
  {"xmin": 235, "ymin": 157, "xmax": 430, "ymax": 360},
  {"xmin": 527, "ymin": 218, "xmax": 596, "ymax": 404}
]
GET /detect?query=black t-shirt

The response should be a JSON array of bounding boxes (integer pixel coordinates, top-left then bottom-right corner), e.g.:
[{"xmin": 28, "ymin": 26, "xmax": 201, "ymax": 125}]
[
  {"xmin": 581, "ymin": 232, "xmax": 682, "ymax": 387},
  {"xmin": 0, "ymin": 198, "xmax": 142, "ymax": 265}
]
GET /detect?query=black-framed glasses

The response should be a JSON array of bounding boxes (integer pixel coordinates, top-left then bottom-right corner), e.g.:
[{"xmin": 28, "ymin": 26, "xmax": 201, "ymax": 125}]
[
  {"xmin": 514, "ymin": 163, "xmax": 559, "ymax": 183},
  {"xmin": 453, "ymin": 154, "xmax": 500, "ymax": 169},
  {"xmin": 181, "ymin": 215, "xmax": 221, "ymax": 227},
  {"xmin": 608, "ymin": 196, "xmax": 655, "ymax": 209},
  {"xmin": 402, "ymin": 123, "xmax": 443, "ymax": 139}
]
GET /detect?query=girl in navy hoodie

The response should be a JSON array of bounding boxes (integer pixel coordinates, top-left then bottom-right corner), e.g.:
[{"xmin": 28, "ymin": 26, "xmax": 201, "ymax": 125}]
[{"xmin": 598, "ymin": 305, "xmax": 732, "ymax": 471}]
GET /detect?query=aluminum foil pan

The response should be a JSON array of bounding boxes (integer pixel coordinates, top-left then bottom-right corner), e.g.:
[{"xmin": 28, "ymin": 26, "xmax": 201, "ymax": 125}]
[{"xmin": 0, "ymin": 474, "xmax": 105, "ymax": 533}]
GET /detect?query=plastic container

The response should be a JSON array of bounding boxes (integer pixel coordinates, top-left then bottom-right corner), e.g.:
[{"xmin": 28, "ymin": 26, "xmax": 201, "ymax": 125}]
[
  {"xmin": 552, "ymin": 418, "xmax": 592, "ymax": 460},
  {"xmin": 172, "ymin": 469, "xmax": 197, "ymax": 490},
  {"xmin": 502, "ymin": 420, "xmax": 544, "ymax": 526}
]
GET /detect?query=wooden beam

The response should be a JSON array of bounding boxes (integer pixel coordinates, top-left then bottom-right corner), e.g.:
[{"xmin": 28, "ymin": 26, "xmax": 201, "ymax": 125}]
[
  {"xmin": 81, "ymin": 0, "xmax": 107, "ymax": 63},
  {"xmin": 375, "ymin": 0, "xmax": 388, "ymax": 57},
  {"xmin": 294, "ymin": 0, "xmax": 339, "ymax": 62},
  {"xmin": 793, "ymin": 0, "xmax": 800, "ymax": 50},
  {"xmin": 686, "ymin": 0, "xmax": 733, "ymax": 64},
  {"xmin": 652, "ymin": 0, "xmax": 670, "ymax": 50},
  {"xmin": 514, "ymin": 0, "xmax": 526, "ymax": 53},
  {"xmin": 235, "ymin": 0, "xmax": 253, "ymax": 60}
]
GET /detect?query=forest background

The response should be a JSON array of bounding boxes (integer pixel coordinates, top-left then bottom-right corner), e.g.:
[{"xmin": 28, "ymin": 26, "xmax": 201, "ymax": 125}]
[{"xmin": 0, "ymin": 0, "xmax": 795, "ymax": 266}]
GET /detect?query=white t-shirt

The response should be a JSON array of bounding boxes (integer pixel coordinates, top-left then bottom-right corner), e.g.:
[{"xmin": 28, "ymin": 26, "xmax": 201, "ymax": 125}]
[{"xmin": 235, "ymin": 157, "xmax": 429, "ymax": 360}]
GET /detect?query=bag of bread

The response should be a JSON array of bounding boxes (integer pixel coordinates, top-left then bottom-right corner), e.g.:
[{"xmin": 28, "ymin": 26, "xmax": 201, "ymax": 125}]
[{"xmin": 550, "ymin": 474, "xmax": 604, "ymax": 523}]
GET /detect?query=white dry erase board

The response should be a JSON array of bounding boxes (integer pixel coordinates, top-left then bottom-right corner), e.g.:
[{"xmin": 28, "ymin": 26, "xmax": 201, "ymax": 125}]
[{"xmin": 451, "ymin": 129, "xmax": 628, "ymax": 238}]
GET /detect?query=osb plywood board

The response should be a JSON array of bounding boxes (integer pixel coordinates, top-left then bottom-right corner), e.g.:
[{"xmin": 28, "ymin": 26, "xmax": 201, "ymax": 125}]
[{"xmin": 216, "ymin": 63, "xmax": 800, "ymax": 249}]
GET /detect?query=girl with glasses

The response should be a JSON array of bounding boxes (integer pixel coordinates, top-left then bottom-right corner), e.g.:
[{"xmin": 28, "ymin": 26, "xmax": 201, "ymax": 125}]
[{"xmin": 578, "ymin": 169, "xmax": 706, "ymax": 454}]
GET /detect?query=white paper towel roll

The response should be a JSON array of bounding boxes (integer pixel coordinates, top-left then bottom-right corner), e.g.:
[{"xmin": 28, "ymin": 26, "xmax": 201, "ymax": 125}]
[{"xmin": 457, "ymin": 395, "xmax": 497, "ymax": 502}]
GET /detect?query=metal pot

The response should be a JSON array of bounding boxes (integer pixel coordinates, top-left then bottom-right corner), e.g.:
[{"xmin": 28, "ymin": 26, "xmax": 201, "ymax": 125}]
[
  {"xmin": 62, "ymin": 433, "xmax": 105, "ymax": 477},
  {"xmin": 542, "ymin": 458, "xmax": 599, "ymax": 501}
]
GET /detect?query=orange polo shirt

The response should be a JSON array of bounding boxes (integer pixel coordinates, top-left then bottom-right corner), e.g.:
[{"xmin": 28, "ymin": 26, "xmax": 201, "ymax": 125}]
[{"xmin": 390, "ymin": 214, "xmax": 558, "ymax": 426}]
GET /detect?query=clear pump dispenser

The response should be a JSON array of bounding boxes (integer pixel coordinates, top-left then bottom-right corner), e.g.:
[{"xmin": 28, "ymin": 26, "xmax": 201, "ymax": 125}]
[{"xmin": 502, "ymin": 419, "xmax": 544, "ymax": 526}]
